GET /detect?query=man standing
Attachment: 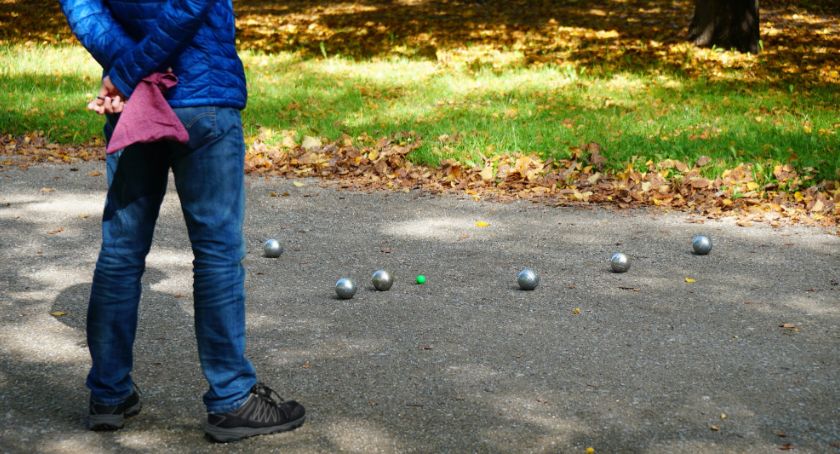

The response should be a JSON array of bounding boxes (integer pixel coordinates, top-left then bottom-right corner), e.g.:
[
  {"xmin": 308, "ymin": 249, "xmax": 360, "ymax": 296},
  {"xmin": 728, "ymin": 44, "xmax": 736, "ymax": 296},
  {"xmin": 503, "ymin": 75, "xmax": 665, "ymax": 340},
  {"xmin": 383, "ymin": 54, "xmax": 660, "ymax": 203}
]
[{"xmin": 59, "ymin": 0, "xmax": 305, "ymax": 442}]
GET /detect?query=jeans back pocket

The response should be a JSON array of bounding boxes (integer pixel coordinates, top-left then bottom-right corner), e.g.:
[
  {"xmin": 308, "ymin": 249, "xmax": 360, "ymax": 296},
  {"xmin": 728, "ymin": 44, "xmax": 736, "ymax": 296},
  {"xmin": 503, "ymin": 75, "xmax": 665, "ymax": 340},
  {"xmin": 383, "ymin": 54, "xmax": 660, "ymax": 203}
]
[{"xmin": 174, "ymin": 106, "xmax": 220, "ymax": 150}]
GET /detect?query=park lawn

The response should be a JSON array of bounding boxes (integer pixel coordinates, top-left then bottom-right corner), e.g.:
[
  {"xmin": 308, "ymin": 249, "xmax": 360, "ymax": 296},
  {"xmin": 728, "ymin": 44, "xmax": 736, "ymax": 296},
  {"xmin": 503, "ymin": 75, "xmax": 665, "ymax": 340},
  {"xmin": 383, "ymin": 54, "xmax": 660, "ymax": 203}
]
[{"xmin": 1, "ymin": 43, "xmax": 838, "ymax": 184}]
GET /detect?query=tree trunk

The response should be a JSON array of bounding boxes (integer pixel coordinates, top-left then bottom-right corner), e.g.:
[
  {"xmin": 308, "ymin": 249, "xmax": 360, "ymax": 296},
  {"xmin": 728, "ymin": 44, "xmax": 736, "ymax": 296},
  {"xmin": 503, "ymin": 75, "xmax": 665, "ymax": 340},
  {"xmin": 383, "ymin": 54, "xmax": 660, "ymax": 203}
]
[{"xmin": 688, "ymin": 0, "xmax": 760, "ymax": 53}]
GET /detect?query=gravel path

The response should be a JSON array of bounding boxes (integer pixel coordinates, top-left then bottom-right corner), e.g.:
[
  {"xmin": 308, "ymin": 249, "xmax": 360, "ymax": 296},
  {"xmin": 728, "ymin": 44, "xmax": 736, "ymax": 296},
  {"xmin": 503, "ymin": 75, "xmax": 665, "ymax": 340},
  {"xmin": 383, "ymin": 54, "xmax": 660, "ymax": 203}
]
[{"xmin": 1, "ymin": 161, "xmax": 838, "ymax": 453}]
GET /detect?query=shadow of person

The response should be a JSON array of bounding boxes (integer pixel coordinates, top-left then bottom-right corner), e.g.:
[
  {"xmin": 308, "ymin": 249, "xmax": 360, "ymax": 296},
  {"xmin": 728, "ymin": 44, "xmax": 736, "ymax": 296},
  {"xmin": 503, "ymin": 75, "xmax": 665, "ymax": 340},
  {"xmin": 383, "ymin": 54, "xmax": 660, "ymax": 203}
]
[{"xmin": 49, "ymin": 266, "xmax": 207, "ymax": 422}]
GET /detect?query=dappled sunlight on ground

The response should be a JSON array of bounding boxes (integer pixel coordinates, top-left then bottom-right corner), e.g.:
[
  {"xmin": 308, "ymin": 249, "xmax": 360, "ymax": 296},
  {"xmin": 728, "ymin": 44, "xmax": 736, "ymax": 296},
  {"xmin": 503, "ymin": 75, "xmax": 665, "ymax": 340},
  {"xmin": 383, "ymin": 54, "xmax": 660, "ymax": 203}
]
[
  {"xmin": 0, "ymin": 163, "xmax": 838, "ymax": 452},
  {"xmin": 253, "ymin": 335, "xmax": 391, "ymax": 367},
  {"xmin": 144, "ymin": 248, "xmax": 194, "ymax": 272},
  {"xmin": 0, "ymin": 193, "xmax": 101, "ymax": 219},
  {"xmin": 646, "ymin": 440, "xmax": 781, "ymax": 453},
  {"xmin": 380, "ymin": 216, "xmax": 498, "ymax": 242},
  {"xmin": 325, "ymin": 418, "xmax": 404, "ymax": 452},
  {"xmin": 36, "ymin": 434, "xmax": 108, "ymax": 454},
  {"xmin": 445, "ymin": 363, "xmax": 499, "ymax": 383},
  {"xmin": 481, "ymin": 394, "xmax": 585, "ymax": 451},
  {"xmin": 763, "ymin": 294, "xmax": 840, "ymax": 317},
  {"xmin": 22, "ymin": 264, "xmax": 90, "ymax": 293},
  {"xmin": 0, "ymin": 313, "xmax": 87, "ymax": 363}
]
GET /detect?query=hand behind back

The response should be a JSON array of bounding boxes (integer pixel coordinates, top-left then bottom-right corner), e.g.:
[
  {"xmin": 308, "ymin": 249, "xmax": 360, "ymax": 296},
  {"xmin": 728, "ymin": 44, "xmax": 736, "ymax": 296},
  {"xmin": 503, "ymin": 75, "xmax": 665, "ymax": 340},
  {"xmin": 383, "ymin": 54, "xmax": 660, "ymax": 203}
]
[{"xmin": 87, "ymin": 76, "xmax": 125, "ymax": 115}]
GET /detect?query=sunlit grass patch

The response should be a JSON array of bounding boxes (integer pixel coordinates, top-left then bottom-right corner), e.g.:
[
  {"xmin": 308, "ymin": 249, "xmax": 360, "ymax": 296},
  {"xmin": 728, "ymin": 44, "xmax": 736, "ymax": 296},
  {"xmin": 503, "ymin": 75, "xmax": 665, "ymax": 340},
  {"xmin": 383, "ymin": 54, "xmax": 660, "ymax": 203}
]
[
  {"xmin": 0, "ymin": 44, "xmax": 102, "ymax": 142},
  {"xmin": 243, "ymin": 51, "xmax": 838, "ymax": 180},
  {"xmin": 1, "ymin": 44, "xmax": 838, "ymax": 182}
]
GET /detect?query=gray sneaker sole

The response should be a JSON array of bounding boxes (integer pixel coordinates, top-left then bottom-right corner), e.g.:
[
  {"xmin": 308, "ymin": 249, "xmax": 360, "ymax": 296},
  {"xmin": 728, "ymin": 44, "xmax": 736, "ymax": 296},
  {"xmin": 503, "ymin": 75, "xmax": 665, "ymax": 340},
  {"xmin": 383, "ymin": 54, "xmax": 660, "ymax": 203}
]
[
  {"xmin": 88, "ymin": 401, "xmax": 142, "ymax": 431},
  {"xmin": 204, "ymin": 415, "xmax": 306, "ymax": 443}
]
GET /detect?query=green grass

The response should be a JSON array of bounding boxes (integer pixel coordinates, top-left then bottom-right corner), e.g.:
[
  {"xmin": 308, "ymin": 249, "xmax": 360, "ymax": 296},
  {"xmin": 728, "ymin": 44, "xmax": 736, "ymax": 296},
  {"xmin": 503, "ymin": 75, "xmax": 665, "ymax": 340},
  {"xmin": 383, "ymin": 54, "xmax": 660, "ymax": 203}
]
[{"xmin": 2, "ymin": 44, "xmax": 838, "ymax": 182}]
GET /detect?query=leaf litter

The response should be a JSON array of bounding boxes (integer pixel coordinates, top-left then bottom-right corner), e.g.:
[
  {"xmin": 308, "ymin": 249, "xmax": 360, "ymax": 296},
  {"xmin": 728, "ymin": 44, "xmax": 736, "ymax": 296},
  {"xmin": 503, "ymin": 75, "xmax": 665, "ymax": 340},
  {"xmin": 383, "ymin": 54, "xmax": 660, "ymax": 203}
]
[
  {"xmin": 4, "ymin": 132, "xmax": 837, "ymax": 230},
  {"xmin": 242, "ymin": 134, "xmax": 838, "ymax": 230}
]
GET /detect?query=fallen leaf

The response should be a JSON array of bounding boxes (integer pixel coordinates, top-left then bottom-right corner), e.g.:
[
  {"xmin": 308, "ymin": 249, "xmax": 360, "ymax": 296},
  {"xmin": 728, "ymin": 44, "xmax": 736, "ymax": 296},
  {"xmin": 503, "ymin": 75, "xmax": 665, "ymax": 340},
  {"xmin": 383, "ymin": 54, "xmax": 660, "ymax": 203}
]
[
  {"xmin": 50, "ymin": 311, "xmax": 66, "ymax": 317},
  {"xmin": 572, "ymin": 307, "xmax": 581, "ymax": 315},
  {"xmin": 779, "ymin": 323, "xmax": 800, "ymax": 334},
  {"xmin": 40, "ymin": 187, "xmax": 55, "ymax": 193},
  {"xmin": 292, "ymin": 181, "xmax": 306, "ymax": 187},
  {"xmin": 269, "ymin": 191, "xmax": 279, "ymax": 197},
  {"xmin": 779, "ymin": 443, "xmax": 794, "ymax": 450},
  {"xmin": 280, "ymin": 131, "xmax": 298, "ymax": 148},
  {"xmin": 475, "ymin": 220, "xmax": 490, "ymax": 228},
  {"xmin": 480, "ymin": 165, "xmax": 494, "ymax": 182},
  {"xmin": 302, "ymin": 360, "xmax": 311, "ymax": 369},
  {"xmin": 301, "ymin": 135, "xmax": 322, "ymax": 150},
  {"xmin": 685, "ymin": 277, "xmax": 696, "ymax": 283},
  {"xmin": 690, "ymin": 177, "xmax": 711, "ymax": 188},
  {"xmin": 710, "ymin": 425, "xmax": 720, "ymax": 431},
  {"xmin": 87, "ymin": 170, "xmax": 102, "ymax": 177},
  {"xmin": 47, "ymin": 227, "xmax": 64, "ymax": 235}
]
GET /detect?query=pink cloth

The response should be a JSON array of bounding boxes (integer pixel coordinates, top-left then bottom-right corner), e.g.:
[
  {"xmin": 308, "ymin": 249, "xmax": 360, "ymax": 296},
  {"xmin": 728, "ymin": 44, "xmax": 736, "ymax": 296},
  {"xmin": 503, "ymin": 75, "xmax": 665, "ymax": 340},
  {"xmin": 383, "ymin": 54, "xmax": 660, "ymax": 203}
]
[{"xmin": 106, "ymin": 72, "xmax": 189, "ymax": 154}]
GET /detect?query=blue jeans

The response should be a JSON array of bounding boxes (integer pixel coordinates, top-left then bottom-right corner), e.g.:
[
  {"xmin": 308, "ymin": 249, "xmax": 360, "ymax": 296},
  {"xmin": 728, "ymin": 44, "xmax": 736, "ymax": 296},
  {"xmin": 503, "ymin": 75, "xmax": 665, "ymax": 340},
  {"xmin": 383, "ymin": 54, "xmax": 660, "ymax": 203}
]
[{"xmin": 87, "ymin": 106, "xmax": 256, "ymax": 413}]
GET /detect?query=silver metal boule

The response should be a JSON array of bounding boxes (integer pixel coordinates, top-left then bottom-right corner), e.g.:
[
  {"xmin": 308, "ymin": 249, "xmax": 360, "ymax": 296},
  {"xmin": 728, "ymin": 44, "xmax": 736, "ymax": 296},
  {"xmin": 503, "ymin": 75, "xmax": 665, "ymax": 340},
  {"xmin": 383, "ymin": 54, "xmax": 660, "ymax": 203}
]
[
  {"xmin": 335, "ymin": 278, "xmax": 356, "ymax": 299},
  {"xmin": 517, "ymin": 268, "xmax": 539, "ymax": 290},
  {"xmin": 263, "ymin": 239, "xmax": 283, "ymax": 258},
  {"xmin": 371, "ymin": 269, "xmax": 394, "ymax": 291},
  {"xmin": 692, "ymin": 235, "xmax": 713, "ymax": 255},
  {"xmin": 610, "ymin": 252, "xmax": 630, "ymax": 273}
]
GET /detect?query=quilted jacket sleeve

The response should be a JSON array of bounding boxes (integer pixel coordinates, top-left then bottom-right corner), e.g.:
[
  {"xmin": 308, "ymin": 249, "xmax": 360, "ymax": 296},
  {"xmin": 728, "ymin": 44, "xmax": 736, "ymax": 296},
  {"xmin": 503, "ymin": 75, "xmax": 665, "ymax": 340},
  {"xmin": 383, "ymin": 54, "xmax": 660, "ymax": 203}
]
[
  {"xmin": 107, "ymin": 0, "xmax": 218, "ymax": 98},
  {"xmin": 58, "ymin": 0, "xmax": 137, "ymax": 71}
]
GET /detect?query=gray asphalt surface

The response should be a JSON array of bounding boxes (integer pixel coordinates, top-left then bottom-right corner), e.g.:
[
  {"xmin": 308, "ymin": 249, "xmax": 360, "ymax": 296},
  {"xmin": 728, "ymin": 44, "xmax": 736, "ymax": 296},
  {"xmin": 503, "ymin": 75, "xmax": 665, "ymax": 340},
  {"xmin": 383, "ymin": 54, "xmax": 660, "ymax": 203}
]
[{"xmin": 1, "ymin": 161, "xmax": 838, "ymax": 453}]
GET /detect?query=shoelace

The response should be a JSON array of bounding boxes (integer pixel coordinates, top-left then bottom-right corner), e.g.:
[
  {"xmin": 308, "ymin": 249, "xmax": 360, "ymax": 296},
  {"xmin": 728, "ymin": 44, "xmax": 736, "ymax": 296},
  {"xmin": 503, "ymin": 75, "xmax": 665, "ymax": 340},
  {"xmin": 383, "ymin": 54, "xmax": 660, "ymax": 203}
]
[
  {"xmin": 253, "ymin": 383, "xmax": 285, "ymax": 406},
  {"xmin": 250, "ymin": 383, "xmax": 289, "ymax": 422}
]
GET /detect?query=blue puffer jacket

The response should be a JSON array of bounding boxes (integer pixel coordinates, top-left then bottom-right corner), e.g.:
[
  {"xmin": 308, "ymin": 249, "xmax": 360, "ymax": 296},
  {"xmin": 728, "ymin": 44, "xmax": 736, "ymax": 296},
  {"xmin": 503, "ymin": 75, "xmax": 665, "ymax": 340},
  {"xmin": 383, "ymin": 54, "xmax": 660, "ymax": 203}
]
[{"xmin": 59, "ymin": 0, "xmax": 246, "ymax": 109}]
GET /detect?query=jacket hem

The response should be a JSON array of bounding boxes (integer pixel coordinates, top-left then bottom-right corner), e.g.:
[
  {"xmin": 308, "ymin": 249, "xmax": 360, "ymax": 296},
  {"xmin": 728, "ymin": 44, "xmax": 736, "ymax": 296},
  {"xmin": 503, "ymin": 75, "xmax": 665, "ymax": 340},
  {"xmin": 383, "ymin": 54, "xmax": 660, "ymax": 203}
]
[{"xmin": 168, "ymin": 99, "xmax": 246, "ymax": 110}]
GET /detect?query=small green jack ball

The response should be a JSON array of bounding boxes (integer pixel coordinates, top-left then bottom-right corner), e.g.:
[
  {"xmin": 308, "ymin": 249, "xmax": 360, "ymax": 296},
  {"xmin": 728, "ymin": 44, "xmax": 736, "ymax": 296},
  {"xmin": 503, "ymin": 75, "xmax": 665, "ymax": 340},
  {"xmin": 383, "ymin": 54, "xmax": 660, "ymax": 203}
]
[{"xmin": 415, "ymin": 275, "xmax": 426, "ymax": 285}]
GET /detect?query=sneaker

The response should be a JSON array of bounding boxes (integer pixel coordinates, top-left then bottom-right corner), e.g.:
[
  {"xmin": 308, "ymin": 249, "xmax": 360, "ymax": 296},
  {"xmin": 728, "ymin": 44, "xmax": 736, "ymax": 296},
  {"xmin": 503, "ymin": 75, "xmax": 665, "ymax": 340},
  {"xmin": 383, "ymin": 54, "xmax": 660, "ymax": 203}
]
[
  {"xmin": 204, "ymin": 383, "xmax": 305, "ymax": 443},
  {"xmin": 88, "ymin": 386, "xmax": 142, "ymax": 431}
]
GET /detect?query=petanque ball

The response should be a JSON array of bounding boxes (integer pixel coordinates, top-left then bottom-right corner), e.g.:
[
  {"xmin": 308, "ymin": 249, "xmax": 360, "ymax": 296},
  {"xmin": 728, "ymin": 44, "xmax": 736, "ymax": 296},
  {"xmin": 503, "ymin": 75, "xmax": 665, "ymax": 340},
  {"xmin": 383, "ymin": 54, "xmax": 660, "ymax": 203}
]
[
  {"xmin": 263, "ymin": 239, "xmax": 283, "ymax": 258},
  {"xmin": 517, "ymin": 268, "xmax": 540, "ymax": 290},
  {"xmin": 610, "ymin": 252, "xmax": 630, "ymax": 273},
  {"xmin": 335, "ymin": 278, "xmax": 356, "ymax": 299},
  {"xmin": 371, "ymin": 269, "xmax": 394, "ymax": 291},
  {"xmin": 692, "ymin": 235, "xmax": 713, "ymax": 255}
]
